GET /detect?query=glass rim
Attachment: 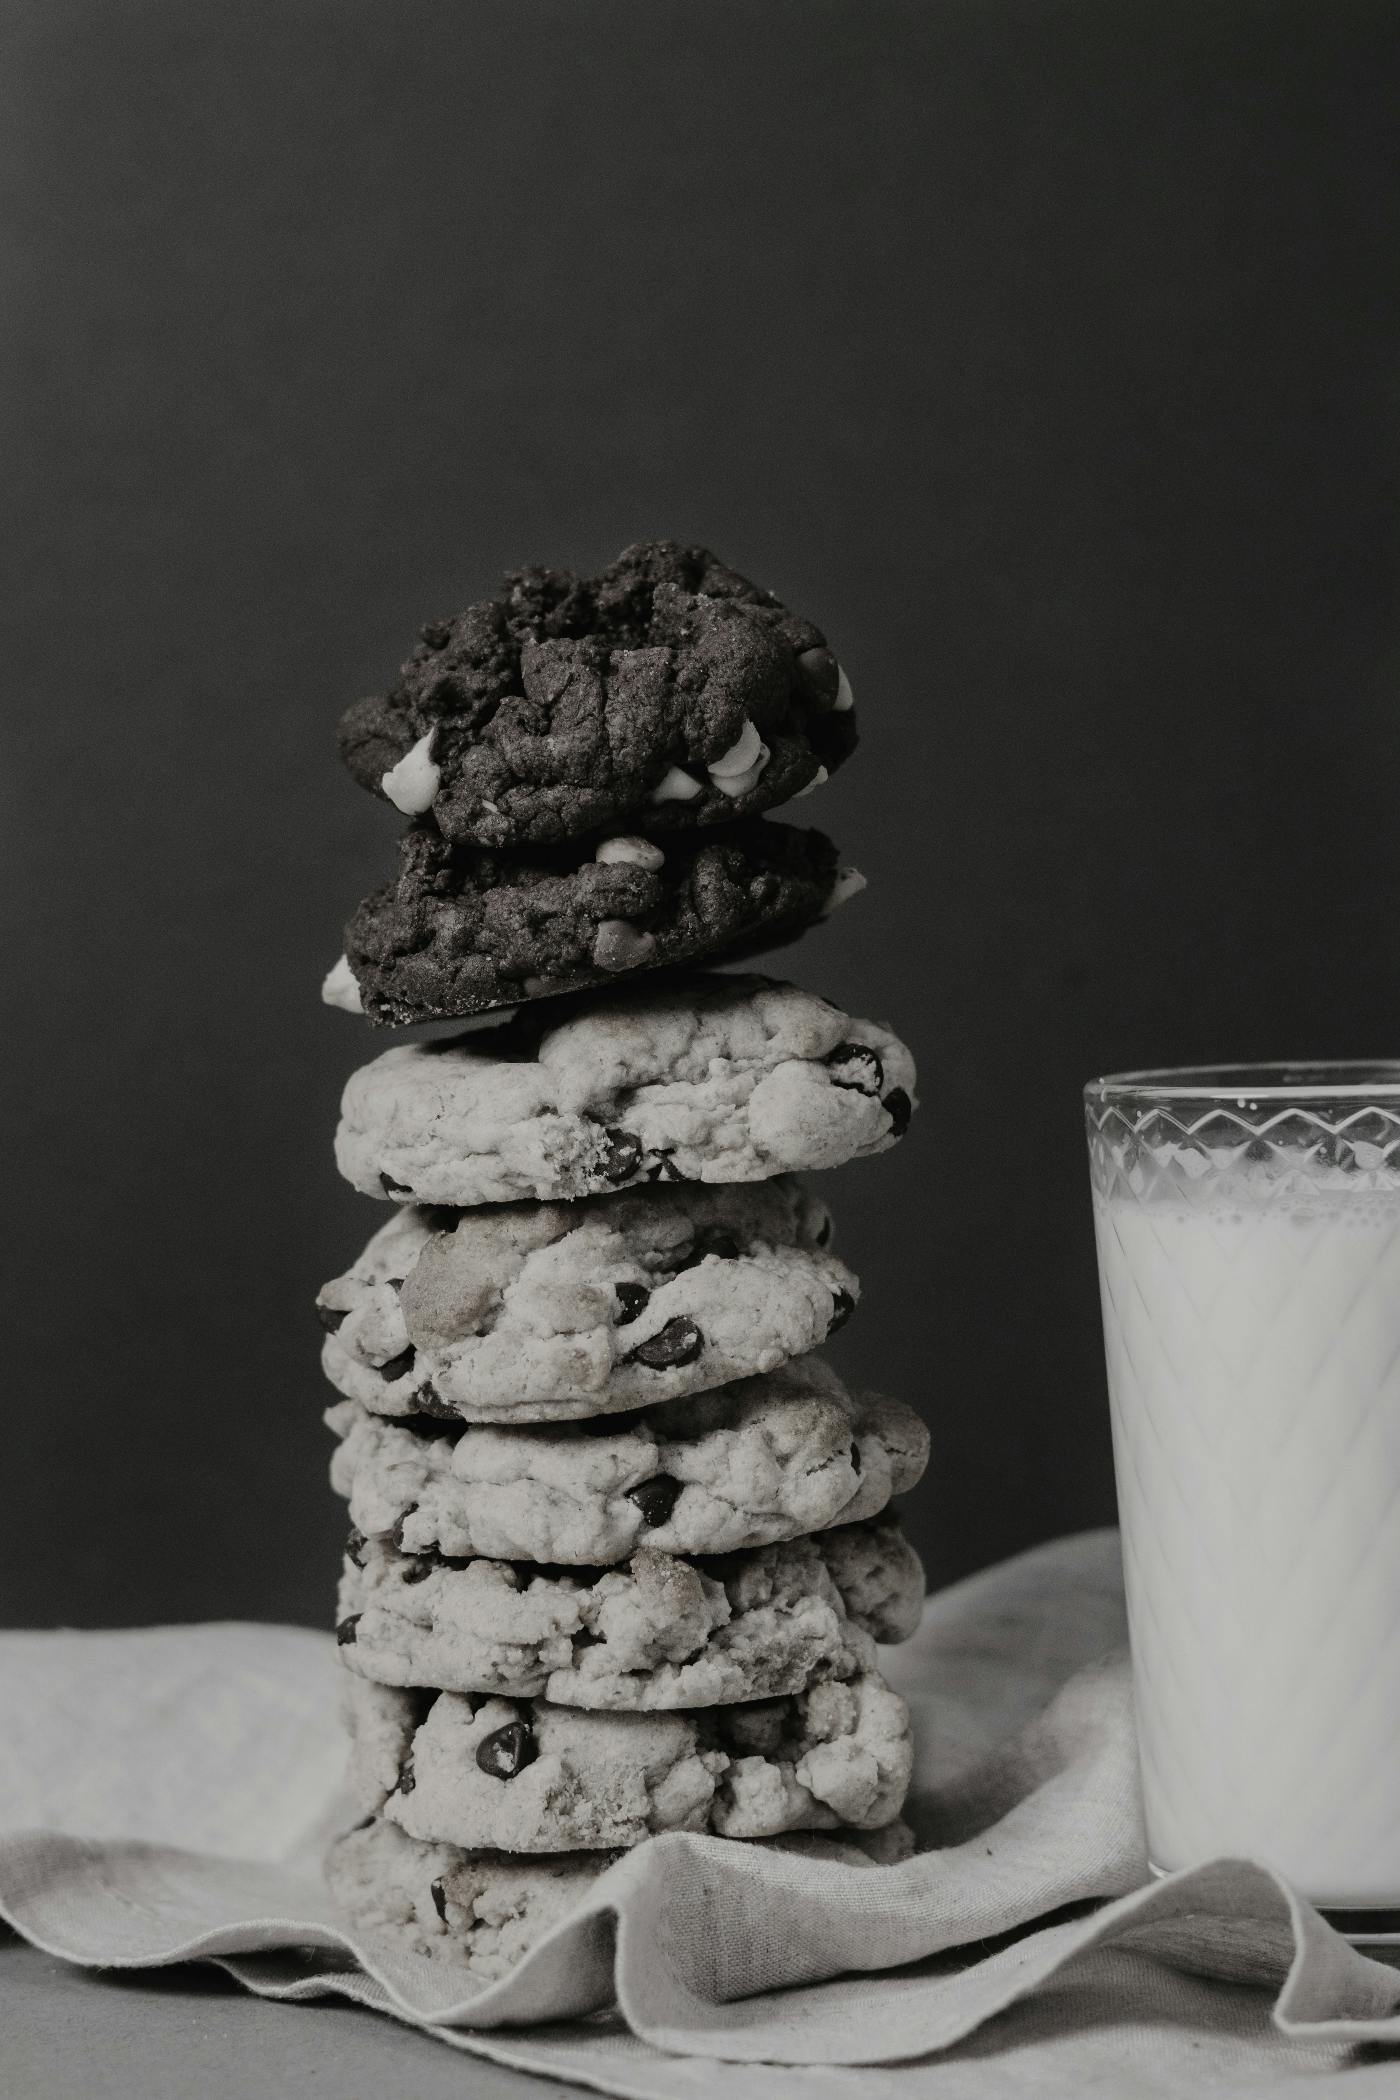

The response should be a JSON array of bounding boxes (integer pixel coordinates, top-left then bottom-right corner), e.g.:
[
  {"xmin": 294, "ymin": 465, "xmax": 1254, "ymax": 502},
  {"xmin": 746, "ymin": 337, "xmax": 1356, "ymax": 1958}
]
[{"xmin": 1085, "ymin": 1061, "xmax": 1400, "ymax": 1105}]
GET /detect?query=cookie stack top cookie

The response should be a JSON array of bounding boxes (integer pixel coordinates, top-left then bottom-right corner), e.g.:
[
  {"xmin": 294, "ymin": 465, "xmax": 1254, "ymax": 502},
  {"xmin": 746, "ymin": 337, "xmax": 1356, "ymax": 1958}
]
[
  {"xmin": 323, "ymin": 542, "xmax": 863, "ymax": 1025},
  {"xmin": 341, "ymin": 542, "xmax": 856, "ymax": 845}
]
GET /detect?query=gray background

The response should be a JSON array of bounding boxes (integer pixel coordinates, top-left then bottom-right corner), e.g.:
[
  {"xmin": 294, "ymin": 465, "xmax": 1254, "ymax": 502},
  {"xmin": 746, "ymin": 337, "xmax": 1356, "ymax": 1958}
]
[{"xmin": 5, "ymin": 0, "xmax": 1399, "ymax": 1627}]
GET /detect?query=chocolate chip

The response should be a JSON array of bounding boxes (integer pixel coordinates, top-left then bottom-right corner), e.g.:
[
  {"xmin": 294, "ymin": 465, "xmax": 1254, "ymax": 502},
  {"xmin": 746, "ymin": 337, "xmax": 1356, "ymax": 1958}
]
[
  {"xmin": 827, "ymin": 1289, "xmax": 856, "ymax": 1336},
  {"xmin": 628, "ymin": 1317, "xmax": 703, "ymax": 1369},
  {"xmin": 626, "ymin": 1474, "xmax": 682, "ymax": 1527},
  {"xmin": 476, "ymin": 1719, "xmax": 536, "ymax": 1780},
  {"xmin": 378, "ymin": 1347, "xmax": 416, "ymax": 1383},
  {"xmin": 316, "ymin": 1302, "xmax": 348, "ymax": 1334},
  {"xmin": 881, "ymin": 1088, "xmax": 912, "ymax": 1138},
  {"xmin": 796, "ymin": 646, "xmax": 841, "ymax": 706},
  {"xmin": 401, "ymin": 1558, "xmax": 433, "ymax": 1584},
  {"xmin": 336, "ymin": 1615, "xmax": 361, "ymax": 1645},
  {"xmin": 430, "ymin": 1876, "xmax": 449, "ymax": 1921},
  {"xmin": 675, "ymin": 1225, "xmax": 740, "ymax": 1271},
  {"xmin": 421, "ymin": 621, "xmax": 451, "ymax": 650},
  {"xmin": 412, "ymin": 1383, "xmax": 458, "ymax": 1419},
  {"xmin": 614, "ymin": 1281, "xmax": 651, "ymax": 1325},
  {"xmin": 380, "ymin": 1173, "xmax": 414, "ymax": 1198},
  {"xmin": 391, "ymin": 1506, "xmax": 420, "ymax": 1552},
  {"xmin": 849, "ymin": 1441, "xmax": 862, "ymax": 1475},
  {"xmin": 396, "ymin": 1409, "xmax": 460, "ymax": 1442},
  {"xmin": 824, "ymin": 1042, "xmax": 884, "ymax": 1096},
  {"xmin": 598, "ymin": 1128, "xmax": 642, "ymax": 1183},
  {"xmin": 646, "ymin": 1150, "xmax": 684, "ymax": 1182},
  {"xmin": 346, "ymin": 1528, "xmax": 368, "ymax": 1567},
  {"xmin": 396, "ymin": 1754, "xmax": 416, "ymax": 1795}
]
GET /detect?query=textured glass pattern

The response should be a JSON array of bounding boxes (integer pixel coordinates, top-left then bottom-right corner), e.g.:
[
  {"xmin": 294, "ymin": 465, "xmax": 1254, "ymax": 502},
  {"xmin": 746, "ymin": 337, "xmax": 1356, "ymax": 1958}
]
[{"xmin": 1086, "ymin": 1071, "xmax": 1400, "ymax": 1907}]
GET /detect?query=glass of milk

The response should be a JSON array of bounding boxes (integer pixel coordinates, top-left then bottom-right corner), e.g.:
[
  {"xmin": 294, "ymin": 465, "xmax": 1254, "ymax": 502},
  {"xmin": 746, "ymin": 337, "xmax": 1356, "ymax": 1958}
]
[{"xmin": 1086, "ymin": 1064, "xmax": 1400, "ymax": 1921}]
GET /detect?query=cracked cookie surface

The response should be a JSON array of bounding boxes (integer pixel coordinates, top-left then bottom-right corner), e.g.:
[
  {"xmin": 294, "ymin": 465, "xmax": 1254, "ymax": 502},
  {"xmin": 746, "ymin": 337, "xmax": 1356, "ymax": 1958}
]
[
  {"xmin": 326, "ymin": 1354, "xmax": 928, "ymax": 1563},
  {"xmin": 338, "ymin": 818, "xmax": 849, "ymax": 1024},
  {"xmin": 334, "ymin": 1513, "xmax": 924, "ymax": 1709},
  {"xmin": 337, "ymin": 541, "xmax": 857, "ymax": 848},
  {"xmin": 334, "ymin": 972, "xmax": 917, "ymax": 1208},
  {"xmin": 344, "ymin": 1670, "xmax": 914, "ymax": 1851},
  {"xmin": 317, "ymin": 1179, "xmax": 856, "ymax": 1424}
]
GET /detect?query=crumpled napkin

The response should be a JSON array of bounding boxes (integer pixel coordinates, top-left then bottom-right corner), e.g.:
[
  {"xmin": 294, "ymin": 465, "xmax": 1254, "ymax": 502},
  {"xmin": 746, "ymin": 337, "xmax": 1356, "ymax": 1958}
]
[{"xmin": 4, "ymin": 1529, "xmax": 1400, "ymax": 2098}]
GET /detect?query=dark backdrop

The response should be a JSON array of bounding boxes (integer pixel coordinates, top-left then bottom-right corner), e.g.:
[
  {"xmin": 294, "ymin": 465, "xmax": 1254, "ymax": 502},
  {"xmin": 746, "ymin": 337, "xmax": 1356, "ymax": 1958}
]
[{"xmin": 6, "ymin": 0, "xmax": 1399, "ymax": 1627}]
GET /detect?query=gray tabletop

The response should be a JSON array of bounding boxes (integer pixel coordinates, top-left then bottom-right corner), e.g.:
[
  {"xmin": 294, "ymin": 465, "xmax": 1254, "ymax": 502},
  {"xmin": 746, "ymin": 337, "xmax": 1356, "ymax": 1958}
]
[{"xmin": 0, "ymin": 1939, "xmax": 585, "ymax": 2100}]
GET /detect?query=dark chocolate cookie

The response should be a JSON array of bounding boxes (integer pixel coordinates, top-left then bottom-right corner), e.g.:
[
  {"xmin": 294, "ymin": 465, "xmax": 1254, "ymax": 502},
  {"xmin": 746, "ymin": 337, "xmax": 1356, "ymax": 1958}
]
[
  {"xmin": 341, "ymin": 819, "xmax": 856, "ymax": 1025},
  {"xmin": 337, "ymin": 542, "xmax": 857, "ymax": 847}
]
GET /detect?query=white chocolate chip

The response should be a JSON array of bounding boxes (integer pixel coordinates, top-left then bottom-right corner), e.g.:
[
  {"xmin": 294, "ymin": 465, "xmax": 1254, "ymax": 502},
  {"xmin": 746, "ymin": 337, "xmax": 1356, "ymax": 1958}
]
[
  {"xmin": 825, "ymin": 866, "xmax": 867, "ymax": 913},
  {"xmin": 321, "ymin": 955, "xmax": 364, "ymax": 1014},
  {"xmin": 595, "ymin": 835, "xmax": 666, "ymax": 870},
  {"xmin": 650, "ymin": 765, "xmax": 704, "ymax": 803},
  {"xmin": 792, "ymin": 764, "xmax": 828, "ymax": 800},
  {"xmin": 381, "ymin": 730, "xmax": 441, "ymax": 815},
  {"xmin": 832, "ymin": 666, "xmax": 855, "ymax": 713},
  {"xmin": 707, "ymin": 718, "xmax": 765, "ymax": 778},
  {"xmin": 592, "ymin": 919, "xmax": 658, "ymax": 972},
  {"xmin": 712, "ymin": 744, "xmax": 770, "ymax": 799}
]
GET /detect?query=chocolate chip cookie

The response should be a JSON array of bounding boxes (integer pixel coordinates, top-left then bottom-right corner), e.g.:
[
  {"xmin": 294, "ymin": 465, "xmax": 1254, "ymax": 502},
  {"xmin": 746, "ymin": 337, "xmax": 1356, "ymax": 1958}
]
[
  {"xmin": 337, "ymin": 542, "xmax": 857, "ymax": 848},
  {"xmin": 325, "ymin": 1813, "xmax": 912, "ymax": 1981},
  {"xmin": 344, "ymin": 1670, "xmax": 914, "ymax": 1851},
  {"xmin": 316, "ymin": 1178, "xmax": 856, "ymax": 1424},
  {"xmin": 334, "ymin": 1514, "xmax": 924, "ymax": 1709},
  {"xmin": 326, "ymin": 1355, "xmax": 929, "ymax": 1563},
  {"xmin": 325, "ymin": 1817, "xmax": 616, "ymax": 1986},
  {"xmin": 334, "ymin": 972, "xmax": 916, "ymax": 1208}
]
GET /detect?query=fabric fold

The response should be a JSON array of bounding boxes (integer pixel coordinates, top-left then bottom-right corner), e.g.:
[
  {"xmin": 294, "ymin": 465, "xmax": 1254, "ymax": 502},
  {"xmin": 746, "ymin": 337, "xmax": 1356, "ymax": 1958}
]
[{"xmin": 5, "ymin": 1530, "xmax": 1400, "ymax": 2095}]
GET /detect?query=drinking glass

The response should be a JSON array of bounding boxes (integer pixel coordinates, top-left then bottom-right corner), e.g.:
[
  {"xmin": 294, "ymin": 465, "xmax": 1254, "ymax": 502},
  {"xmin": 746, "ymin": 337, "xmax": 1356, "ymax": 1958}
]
[{"xmin": 1085, "ymin": 1064, "xmax": 1400, "ymax": 1926}]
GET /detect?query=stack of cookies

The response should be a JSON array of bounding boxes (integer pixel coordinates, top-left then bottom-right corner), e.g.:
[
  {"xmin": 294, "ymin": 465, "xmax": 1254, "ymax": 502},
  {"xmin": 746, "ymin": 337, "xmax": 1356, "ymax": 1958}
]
[{"xmin": 316, "ymin": 544, "xmax": 925, "ymax": 1980}]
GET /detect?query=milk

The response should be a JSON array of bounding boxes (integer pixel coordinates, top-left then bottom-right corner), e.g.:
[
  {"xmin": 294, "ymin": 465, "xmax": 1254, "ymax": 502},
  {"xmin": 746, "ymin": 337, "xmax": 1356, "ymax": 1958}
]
[{"xmin": 1094, "ymin": 1182, "xmax": 1400, "ymax": 1905}]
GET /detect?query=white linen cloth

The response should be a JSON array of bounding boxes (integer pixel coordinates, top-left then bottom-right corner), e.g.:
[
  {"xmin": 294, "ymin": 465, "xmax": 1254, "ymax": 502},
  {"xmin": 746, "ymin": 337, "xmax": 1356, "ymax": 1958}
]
[{"xmin": 4, "ymin": 1529, "xmax": 1400, "ymax": 2098}]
